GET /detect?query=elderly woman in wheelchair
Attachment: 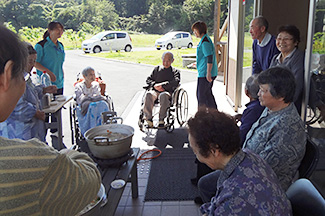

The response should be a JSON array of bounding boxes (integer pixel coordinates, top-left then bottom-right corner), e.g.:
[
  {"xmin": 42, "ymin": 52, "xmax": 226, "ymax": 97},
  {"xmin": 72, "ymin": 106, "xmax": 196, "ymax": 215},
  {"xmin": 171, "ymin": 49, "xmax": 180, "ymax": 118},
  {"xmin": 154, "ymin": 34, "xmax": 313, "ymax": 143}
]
[{"xmin": 74, "ymin": 66, "xmax": 110, "ymax": 135}]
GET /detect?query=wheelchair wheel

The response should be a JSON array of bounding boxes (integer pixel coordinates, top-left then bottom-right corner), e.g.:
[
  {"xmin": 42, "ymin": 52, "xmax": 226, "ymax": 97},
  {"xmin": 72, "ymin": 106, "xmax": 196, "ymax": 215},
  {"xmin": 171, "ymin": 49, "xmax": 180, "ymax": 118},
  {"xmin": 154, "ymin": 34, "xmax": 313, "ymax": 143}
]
[
  {"xmin": 138, "ymin": 109, "xmax": 146, "ymax": 132},
  {"xmin": 70, "ymin": 102, "xmax": 84, "ymax": 145},
  {"xmin": 175, "ymin": 88, "xmax": 188, "ymax": 126},
  {"xmin": 165, "ymin": 107, "xmax": 175, "ymax": 133}
]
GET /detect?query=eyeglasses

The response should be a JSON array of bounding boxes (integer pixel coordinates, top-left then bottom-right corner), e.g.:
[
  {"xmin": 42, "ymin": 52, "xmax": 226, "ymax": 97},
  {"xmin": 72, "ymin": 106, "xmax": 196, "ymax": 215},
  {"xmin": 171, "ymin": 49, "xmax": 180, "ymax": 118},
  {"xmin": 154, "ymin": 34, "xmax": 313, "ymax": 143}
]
[{"xmin": 276, "ymin": 37, "xmax": 294, "ymax": 42}]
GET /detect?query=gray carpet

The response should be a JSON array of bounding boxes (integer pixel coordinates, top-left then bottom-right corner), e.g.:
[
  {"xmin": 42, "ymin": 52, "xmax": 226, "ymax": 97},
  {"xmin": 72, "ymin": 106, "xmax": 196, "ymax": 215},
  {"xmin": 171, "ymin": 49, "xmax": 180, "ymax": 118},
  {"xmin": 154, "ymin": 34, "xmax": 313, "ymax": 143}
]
[{"xmin": 144, "ymin": 128, "xmax": 199, "ymax": 201}]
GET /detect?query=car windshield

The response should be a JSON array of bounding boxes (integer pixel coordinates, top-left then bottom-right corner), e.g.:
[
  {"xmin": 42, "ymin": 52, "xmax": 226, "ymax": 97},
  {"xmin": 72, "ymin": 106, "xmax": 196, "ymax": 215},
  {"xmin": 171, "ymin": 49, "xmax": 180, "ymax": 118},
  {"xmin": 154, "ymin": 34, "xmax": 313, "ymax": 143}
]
[
  {"xmin": 160, "ymin": 32, "xmax": 175, "ymax": 40},
  {"xmin": 91, "ymin": 32, "xmax": 108, "ymax": 40}
]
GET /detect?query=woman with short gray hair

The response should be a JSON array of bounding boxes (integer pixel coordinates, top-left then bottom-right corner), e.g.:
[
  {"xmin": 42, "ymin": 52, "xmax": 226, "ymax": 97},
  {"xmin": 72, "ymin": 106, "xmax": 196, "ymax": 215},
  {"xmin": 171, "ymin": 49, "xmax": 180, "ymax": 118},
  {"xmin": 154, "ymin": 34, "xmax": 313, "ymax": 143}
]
[
  {"xmin": 243, "ymin": 66, "xmax": 306, "ymax": 191},
  {"xmin": 74, "ymin": 66, "xmax": 109, "ymax": 135}
]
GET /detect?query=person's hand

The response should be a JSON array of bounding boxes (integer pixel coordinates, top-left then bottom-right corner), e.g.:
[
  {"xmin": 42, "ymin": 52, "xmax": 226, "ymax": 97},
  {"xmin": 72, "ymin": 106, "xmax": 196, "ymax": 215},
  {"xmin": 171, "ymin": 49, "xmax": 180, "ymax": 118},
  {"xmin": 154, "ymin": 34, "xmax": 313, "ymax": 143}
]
[
  {"xmin": 206, "ymin": 73, "xmax": 212, "ymax": 83},
  {"xmin": 34, "ymin": 110, "xmax": 45, "ymax": 121},
  {"xmin": 46, "ymin": 70, "xmax": 57, "ymax": 82},
  {"xmin": 154, "ymin": 85, "xmax": 164, "ymax": 92},
  {"xmin": 43, "ymin": 85, "xmax": 58, "ymax": 94}
]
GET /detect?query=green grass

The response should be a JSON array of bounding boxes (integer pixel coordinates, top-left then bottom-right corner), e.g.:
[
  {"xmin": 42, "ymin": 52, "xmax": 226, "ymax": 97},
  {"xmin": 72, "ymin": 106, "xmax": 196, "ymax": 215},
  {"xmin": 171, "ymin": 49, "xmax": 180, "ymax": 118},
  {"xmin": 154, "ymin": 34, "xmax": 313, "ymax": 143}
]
[
  {"xmin": 86, "ymin": 32, "xmax": 253, "ymax": 69},
  {"xmin": 90, "ymin": 48, "xmax": 197, "ymax": 69}
]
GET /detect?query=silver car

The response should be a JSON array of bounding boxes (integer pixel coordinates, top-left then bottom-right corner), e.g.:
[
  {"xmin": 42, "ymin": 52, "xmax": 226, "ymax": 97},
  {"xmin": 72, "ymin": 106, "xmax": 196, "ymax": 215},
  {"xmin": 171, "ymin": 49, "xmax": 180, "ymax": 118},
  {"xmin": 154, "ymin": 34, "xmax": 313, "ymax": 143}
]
[
  {"xmin": 82, "ymin": 31, "xmax": 132, "ymax": 53},
  {"xmin": 155, "ymin": 31, "xmax": 193, "ymax": 50}
]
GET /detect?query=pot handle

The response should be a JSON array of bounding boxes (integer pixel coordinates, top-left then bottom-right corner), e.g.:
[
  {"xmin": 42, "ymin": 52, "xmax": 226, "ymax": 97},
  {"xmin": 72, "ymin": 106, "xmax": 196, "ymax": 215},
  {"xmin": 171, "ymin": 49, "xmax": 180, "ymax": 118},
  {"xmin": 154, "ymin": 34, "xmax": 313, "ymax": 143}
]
[{"xmin": 94, "ymin": 136, "xmax": 111, "ymax": 145}]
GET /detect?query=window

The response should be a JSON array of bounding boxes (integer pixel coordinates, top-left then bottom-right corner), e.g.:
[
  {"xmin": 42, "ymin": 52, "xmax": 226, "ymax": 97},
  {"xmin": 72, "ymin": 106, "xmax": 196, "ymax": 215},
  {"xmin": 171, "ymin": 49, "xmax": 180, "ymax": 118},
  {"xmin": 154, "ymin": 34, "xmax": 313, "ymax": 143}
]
[
  {"xmin": 103, "ymin": 33, "xmax": 115, "ymax": 40},
  {"xmin": 182, "ymin": 33, "xmax": 189, "ymax": 38},
  {"xmin": 117, "ymin": 33, "xmax": 126, "ymax": 39},
  {"xmin": 175, "ymin": 34, "xmax": 181, "ymax": 39}
]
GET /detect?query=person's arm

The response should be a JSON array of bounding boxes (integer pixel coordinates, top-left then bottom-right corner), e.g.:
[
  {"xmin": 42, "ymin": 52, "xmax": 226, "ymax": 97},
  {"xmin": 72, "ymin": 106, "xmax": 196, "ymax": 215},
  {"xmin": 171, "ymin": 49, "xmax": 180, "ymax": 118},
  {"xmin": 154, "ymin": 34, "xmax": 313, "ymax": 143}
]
[
  {"xmin": 43, "ymin": 85, "xmax": 58, "ymax": 94},
  {"xmin": 239, "ymin": 104, "xmax": 265, "ymax": 146},
  {"xmin": 34, "ymin": 43, "xmax": 57, "ymax": 82},
  {"xmin": 146, "ymin": 67, "xmax": 158, "ymax": 87},
  {"xmin": 289, "ymin": 51, "xmax": 304, "ymax": 103},
  {"xmin": 94, "ymin": 82, "xmax": 102, "ymax": 96},
  {"xmin": 252, "ymin": 41, "xmax": 262, "ymax": 74},
  {"xmin": 40, "ymin": 149, "xmax": 101, "ymax": 215},
  {"xmin": 75, "ymin": 83, "xmax": 85, "ymax": 105},
  {"xmin": 34, "ymin": 62, "xmax": 56, "ymax": 82},
  {"xmin": 201, "ymin": 40, "xmax": 214, "ymax": 82},
  {"xmin": 268, "ymin": 38, "xmax": 280, "ymax": 66},
  {"xmin": 9, "ymin": 96, "xmax": 37, "ymax": 122},
  {"xmin": 254, "ymin": 120, "xmax": 306, "ymax": 189},
  {"xmin": 206, "ymin": 62, "xmax": 213, "ymax": 82}
]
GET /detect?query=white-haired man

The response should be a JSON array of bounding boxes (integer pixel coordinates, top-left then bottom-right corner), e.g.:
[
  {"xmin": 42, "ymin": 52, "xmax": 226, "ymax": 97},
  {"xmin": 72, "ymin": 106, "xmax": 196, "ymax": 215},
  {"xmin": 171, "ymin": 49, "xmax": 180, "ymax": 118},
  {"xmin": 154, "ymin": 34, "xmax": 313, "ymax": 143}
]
[{"xmin": 143, "ymin": 51, "xmax": 180, "ymax": 128}]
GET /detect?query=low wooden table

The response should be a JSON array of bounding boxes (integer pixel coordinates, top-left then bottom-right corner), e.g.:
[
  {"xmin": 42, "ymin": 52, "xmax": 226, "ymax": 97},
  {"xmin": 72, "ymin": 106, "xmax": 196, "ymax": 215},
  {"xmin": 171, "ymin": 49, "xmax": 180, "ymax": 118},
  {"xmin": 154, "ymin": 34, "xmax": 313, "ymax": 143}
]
[{"xmin": 98, "ymin": 148, "xmax": 139, "ymax": 216}]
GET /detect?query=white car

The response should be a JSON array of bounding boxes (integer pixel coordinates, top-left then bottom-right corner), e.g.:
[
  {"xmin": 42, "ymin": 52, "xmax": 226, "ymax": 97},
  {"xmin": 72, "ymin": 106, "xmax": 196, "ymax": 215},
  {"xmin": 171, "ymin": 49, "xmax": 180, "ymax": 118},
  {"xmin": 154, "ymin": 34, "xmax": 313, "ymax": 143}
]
[
  {"xmin": 82, "ymin": 31, "xmax": 132, "ymax": 53},
  {"xmin": 155, "ymin": 31, "xmax": 193, "ymax": 50}
]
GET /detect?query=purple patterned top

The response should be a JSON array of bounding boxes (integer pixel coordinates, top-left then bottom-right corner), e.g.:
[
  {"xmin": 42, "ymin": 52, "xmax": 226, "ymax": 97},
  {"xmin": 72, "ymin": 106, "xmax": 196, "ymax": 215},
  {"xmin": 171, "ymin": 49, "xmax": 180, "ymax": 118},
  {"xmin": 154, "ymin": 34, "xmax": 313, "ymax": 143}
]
[{"xmin": 200, "ymin": 149, "xmax": 292, "ymax": 216}]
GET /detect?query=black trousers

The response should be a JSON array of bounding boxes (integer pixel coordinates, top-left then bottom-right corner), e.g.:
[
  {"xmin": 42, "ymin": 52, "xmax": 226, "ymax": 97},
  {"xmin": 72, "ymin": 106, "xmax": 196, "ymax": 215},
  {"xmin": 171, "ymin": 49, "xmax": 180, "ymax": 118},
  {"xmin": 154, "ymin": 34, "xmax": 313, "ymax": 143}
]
[{"xmin": 195, "ymin": 159, "xmax": 213, "ymax": 180}]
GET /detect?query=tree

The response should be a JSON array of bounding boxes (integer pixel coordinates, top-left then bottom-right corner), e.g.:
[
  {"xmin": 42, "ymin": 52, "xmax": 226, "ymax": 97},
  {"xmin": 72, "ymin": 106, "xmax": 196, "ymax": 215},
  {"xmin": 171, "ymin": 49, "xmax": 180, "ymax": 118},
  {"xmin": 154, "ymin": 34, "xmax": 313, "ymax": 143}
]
[
  {"xmin": 111, "ymin": 0, "xmax": 148, "ymax": 17},
  {"xmin": 182, "ymin": 0, "xmax": 215, "ymax": 33},
  {"xmin": 0, "ymin": 0, "xmax": 48, "ymax": 29}
]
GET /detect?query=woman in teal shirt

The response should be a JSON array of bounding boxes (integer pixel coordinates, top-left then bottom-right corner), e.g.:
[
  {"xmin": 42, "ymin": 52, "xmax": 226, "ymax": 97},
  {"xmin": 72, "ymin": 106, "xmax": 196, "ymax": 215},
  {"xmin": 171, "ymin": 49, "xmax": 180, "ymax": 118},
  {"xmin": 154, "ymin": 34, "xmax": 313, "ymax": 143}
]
[
  {"xmin": 35, "ymin": 21, "xmax": 65, "ymax": 141},
  {"xmin": 191, "ymin": 21, "xmax": 218, "ymax": 109},
  {"xmin": 35, "ymin": 21, "xmax": 65, "ymax": 95},
  {"xmin": 190, "ymin": 21, "xmax": 218, "ymax": 195}
]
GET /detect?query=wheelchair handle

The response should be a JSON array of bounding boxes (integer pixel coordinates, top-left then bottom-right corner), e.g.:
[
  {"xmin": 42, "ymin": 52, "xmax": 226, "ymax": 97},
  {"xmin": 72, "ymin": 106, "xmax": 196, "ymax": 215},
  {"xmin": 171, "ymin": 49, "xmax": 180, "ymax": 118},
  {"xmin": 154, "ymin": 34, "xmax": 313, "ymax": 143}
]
[
  {"xmin": 103, "ymin": 116, "xmax": 123, "ymax": 125},
  {"xmin": 143, "ymin": 85, "xmax": 151, "ymax": 90}
]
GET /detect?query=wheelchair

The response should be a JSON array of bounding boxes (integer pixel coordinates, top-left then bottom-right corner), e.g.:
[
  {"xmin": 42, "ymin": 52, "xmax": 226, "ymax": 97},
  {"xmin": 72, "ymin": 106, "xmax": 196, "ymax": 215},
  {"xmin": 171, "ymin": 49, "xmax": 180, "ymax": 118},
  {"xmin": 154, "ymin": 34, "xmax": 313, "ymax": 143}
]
[
  {"xmin": 138, "ymin": 85, "xmax": 188, "ymax": 133},
  {"xmin": 69, "ymin": 73, "xmax": 119, "ymax": 146},
  {"xmin": 306, "ymin": 72, "xmax": 325, "ymax": 125}
]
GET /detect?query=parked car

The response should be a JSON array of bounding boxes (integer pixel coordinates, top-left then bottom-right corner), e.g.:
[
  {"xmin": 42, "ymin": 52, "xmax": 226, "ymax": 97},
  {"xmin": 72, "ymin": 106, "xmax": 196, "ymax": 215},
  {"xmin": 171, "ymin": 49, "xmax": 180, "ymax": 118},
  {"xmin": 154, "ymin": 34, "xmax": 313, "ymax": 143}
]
[
  {"xmin": 155, "ymin": 31, "xmax": 193, "ymax": 50},
  {"xmin": 82, "ymin": 31, "xmax": 132, "ymax": 53}
]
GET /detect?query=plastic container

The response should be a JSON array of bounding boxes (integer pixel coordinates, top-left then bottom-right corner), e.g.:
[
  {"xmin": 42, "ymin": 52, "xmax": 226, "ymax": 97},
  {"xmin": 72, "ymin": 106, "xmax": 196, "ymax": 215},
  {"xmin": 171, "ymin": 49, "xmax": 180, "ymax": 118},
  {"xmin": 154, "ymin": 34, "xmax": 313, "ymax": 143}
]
[
  {"xmin": 41, "ymin": 71, "xmax": 52, "ymax": 87},
  {"xmin": 30, "ymin": 71, "xmax": 41, "ymax": 86}
]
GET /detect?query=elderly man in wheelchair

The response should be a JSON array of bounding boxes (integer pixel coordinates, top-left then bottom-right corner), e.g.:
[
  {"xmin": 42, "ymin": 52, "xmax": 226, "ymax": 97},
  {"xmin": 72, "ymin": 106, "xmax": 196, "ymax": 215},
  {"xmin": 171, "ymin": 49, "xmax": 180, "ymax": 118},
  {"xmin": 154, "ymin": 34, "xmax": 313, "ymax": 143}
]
[
  {"xmin": 141, "ymin": 51, "xmax": 182, "ymax": 130},
  {"xmin": 74, "ymin": 66, "xmax": 110, "ymax": 136}
]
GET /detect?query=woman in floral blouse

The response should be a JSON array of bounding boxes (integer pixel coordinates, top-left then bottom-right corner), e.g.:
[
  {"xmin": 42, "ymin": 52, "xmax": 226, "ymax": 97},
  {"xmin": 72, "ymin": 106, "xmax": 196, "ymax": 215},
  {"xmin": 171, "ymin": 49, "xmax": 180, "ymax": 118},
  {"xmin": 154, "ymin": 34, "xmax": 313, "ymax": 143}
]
[{"xmin": 188, "ymin": 108, "xmax": 292, "ymax": 215}]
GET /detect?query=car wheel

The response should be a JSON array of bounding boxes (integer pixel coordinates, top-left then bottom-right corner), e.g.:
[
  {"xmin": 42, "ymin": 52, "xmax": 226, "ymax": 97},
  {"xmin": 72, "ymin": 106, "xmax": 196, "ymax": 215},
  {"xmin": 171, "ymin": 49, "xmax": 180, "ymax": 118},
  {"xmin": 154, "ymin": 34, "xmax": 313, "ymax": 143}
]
[
  {"xmin": 156, "ymin": 48, "xmax": 161, "ymax": 50},
  {"xmin": 93, "ymin": 46, "xmax": 101, "ymax": 53},
  {"xmin": 167, "ymin": 44, "xmax": 173, "ymax": 50},
  {"xmin": 125, "ymin": 45, "xmax": 132, "ymax": 52},
  {"xmin": 188, "ymin": 43, "xmax": 193, "ymax": 48},
  {"xmin": 84, "ymin": 51, "xmax": 90, "ymax": 54}
]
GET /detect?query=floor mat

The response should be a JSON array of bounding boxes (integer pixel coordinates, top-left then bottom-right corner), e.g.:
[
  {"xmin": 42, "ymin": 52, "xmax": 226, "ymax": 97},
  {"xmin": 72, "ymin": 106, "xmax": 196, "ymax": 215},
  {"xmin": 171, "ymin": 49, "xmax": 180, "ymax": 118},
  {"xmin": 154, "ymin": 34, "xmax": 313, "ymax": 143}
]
[{"xmin": 144, "ymin": 128, "xmax": 199, "ymax": 201}]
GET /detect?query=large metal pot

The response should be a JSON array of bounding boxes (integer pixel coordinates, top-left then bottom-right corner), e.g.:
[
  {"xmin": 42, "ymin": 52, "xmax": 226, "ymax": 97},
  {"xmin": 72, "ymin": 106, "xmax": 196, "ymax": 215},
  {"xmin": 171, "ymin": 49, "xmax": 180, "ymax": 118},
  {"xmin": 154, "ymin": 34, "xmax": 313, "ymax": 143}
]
[{"xmin": 84, "ymin": 124, "xmax": 134, "ymax": 159}]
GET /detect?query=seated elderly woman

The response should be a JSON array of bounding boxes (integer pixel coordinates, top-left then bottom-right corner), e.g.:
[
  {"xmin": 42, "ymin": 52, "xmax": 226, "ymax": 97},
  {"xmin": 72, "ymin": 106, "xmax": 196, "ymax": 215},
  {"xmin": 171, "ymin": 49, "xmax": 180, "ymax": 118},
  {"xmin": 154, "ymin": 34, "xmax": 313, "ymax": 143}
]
[
  {"xmin": 243, "ymin": 66, "xmax": 306, "ymax": 191},
  {"xmin": 0, "ymin": 43, "xmax": 57, "ymax": 141},
  {"xmin": 74, "ymin": 66, "xmax": 109, "ymax": 135},
  {"xmin": 269, "ymin": 25, "xmax": 304, "ymax": 114},
  {"xmin": 197, "ymin": 67, "xmax": 306, "ymax": 205},
  {"xmin": 269, "ymin": 24, "xmax": 325, "ymax": 117},
  {"xmin": 235, "ymin": 74, "xmax": 265, "ymax": 146},
  {"xmin": 188, "ymin": 108, "xmax": 292, "ymax": 215}
]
